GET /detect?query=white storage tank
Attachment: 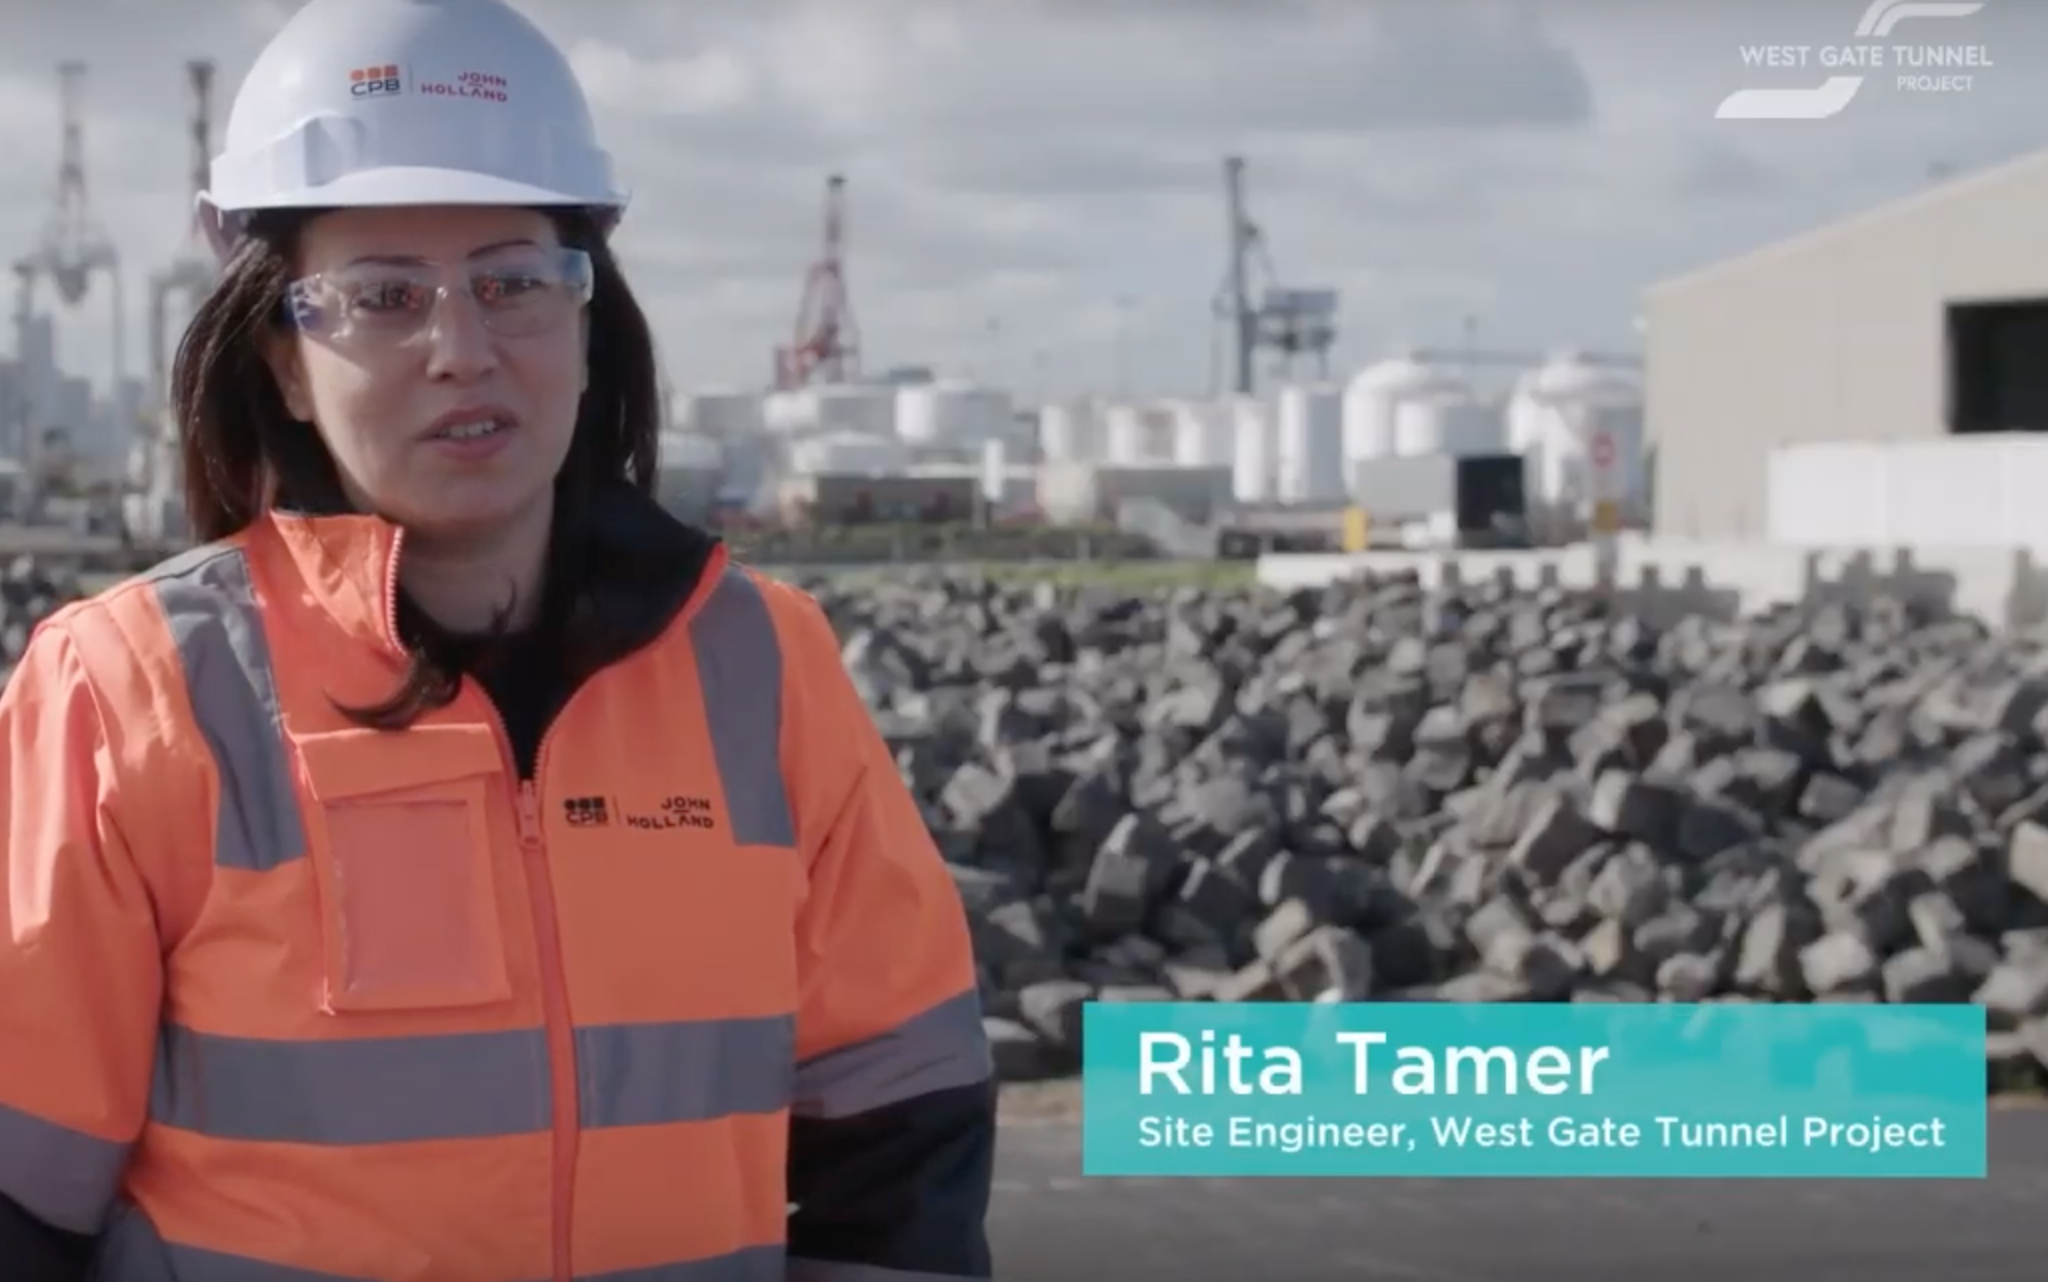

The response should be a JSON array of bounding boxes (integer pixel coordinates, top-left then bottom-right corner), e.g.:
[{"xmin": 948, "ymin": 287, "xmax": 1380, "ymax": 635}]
[
  {"xmin": 1169, "ymin": 399, "xmax": 1234, "ymax": 468},
  {"xmin": 896, "ymin": 380, "xmax": 1013, "ymax": 448},
  {"xmin": 717, "ymin": 432, "xmax": 774, "ymax": 507},
  {"xmin": 655, "ymin": 431, "xmax": 725, "ymax": 520},
  {"xmin": 762, "ymin": 389, "xmax": 813, "ymax": 436},
  {"xmin": 1274, "ymin": 383, "xmax": 1346, "ymax": 504},
  {"xmin": 1392, "ymin": 392, "xmax": 1507, "ymax": 457},
  {"xmin": 788, "ymin": 430, "xmax": 910, "ymax": 476},
  {"xmin": 659, "ymin": 430, "xmax": 725, "ymax": 471},
  {"xmin": 1038, "ymin": 400, "xmax": 1104, "ymax": 463},
  {"xmin": 1509, "ymin": 351, "xmax": 1646, "ymax": 513},
  {"xmin": 1505, "ymin": 371, "xmax": 1548, "ymax": 454},
  {"xmin": 979, "ymin": 438, "xmax": 1007, "ymax": 504},
  {"xmin": 1342, "ymin": 349, "xmax": 1474, "ymax": 465},
  {"xmin": 813, "ymin": 383, "xmax": 896, "ymax": 437},
  {"xmin": 1104, "ymin": 401, "xmax": 1175, "ymax": 466},
  {"xmin": 684, "ymin": 388, "xmax": 763, "ymax": 440},
  {"xmin": 1228, "ymin": 396, "xmax": 1275, "ymax": 504}
]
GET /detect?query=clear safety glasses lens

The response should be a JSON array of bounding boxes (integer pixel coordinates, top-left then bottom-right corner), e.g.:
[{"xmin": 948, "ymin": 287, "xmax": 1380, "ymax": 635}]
[{"xmin": 284, "ymin": 248, "xmax": 594, "ymax": 344}]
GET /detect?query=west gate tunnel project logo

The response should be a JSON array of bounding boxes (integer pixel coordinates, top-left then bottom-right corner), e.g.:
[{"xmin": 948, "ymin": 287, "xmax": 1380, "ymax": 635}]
[{"xmin": 1714, "ymin": 0, "xmax": 1992, "ymax": 120}]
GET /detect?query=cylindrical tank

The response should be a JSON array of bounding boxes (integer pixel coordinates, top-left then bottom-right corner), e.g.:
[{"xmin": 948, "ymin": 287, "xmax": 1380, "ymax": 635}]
[
  {"xmin": 788, "ymin": 430, "xmax": 910, "ymax": 476},
  {"xmin": 1505, "ymin": 372, "xmax": 1548, "ymax": 454},
  {"xmin": 1037, "ymin": 401, "xmax": 1104, "ymax": 463},
  {"xmin": 1342, "ymin": 350, "xmax": 1474, "ymax": 465},
  {"xmin": 717, "ymin": 433, "xmax": 773, "ymax": 507},
  {"xmin": 979, "ymin": 438, "xmax": 1007, "ymax": 504},
  {"xmin": 1509, "ymin": 351, "xmax": 1646, "ymax": 514},
  {"xmin": 655, "ymin": 431, "xmax": 725, "ymax": 521},
  {"xmin": 658, "ymin": 430, "xmax": 725, "ymax": 471},
  {"xmin": 1103, "ymin": 401, "xmax": 1174, "ymax": 466},
  {"xmin": 812, "ymin": 383, "xmax": 896, "ymax": 437},
  {"xmin": 1392, "ymin": 393, "xmax": 1506, "ymax": 457},
  {"xmin": 1274, "ymin": 383, "xmax": 1346, "ymax": 504},
  {"xmin": 896, "ymin": 380, "xmax": 1013, "ymax": 448},
  {"xmin": 762, "ymin": 389, "xmax": 813, "ymax": 435},
  {"xmin": 1169, "ymin": 399, "xmax": 1233, "ymax": 468},
  {"xmin": 684, "ymin": 388, "xmax": 763, "ymax": 440},
  {"xmin": 1229, "ymin": 396, "xmax": 1274, "ymax": 504}
]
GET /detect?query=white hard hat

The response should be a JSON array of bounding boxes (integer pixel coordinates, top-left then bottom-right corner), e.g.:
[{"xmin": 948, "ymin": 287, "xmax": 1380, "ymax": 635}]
[{"xmin": 199, "ymin": 0, "xmax": 629, "ymax": 257}]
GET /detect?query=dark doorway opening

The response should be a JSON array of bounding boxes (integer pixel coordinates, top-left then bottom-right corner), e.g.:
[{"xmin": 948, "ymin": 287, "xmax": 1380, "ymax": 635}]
[{"xmin": 1948, "ymin": 298, "xmax": 2048, "ymax": 434}]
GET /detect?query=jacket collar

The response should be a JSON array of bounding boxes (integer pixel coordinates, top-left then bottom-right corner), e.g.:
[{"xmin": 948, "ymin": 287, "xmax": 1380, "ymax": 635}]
[{"xmin": 259, "ymin": 481, "xmax": 724, "ymax": 659}]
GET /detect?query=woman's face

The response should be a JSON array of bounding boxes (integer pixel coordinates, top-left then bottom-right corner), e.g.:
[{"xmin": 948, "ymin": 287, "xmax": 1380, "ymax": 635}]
[{"xmin": 264, "ymin": 204, "xmax": 590, "ymax": 542}]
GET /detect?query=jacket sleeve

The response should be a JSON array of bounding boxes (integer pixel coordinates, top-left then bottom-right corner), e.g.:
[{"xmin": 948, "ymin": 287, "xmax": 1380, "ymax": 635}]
[
  {"xmin": 0, "ymin": 623, "xmax": 162, "ymax": 1244},
  {"xmin": 770, "ymin": 580, "xmax": 998, "ymax": 1282}
]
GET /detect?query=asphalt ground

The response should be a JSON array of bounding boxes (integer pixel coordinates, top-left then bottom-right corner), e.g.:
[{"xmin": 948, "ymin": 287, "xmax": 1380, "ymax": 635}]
[{"xmin": 985, "ymin": 1106, "xmax": 2048, "ymax": 1282}]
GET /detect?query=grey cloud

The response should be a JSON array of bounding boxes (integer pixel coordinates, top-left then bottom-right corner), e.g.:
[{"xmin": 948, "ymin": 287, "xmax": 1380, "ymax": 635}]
[
  {"xmin": 1668, "ymin": 141, "xmax": 1782, "ymax": 200},
  {"xmin": 777, "ymin": 3, "xmax": 1595, "ymax": 139},
  {"xmin": 0, "ymin": 0, "xmax": 2037, "ymax": 400},
  {"xmin": 1337, "ymin": 5, "xmax": 1594, "ymax": 131},
  {"xmin": 902, "ymin": 134, "xmax": 1220, "ymax": 200}
]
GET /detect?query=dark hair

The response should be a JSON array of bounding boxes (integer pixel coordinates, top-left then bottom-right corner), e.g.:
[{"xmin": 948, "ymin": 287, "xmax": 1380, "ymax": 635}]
[{"xmin": 167, "ymin": 205, "xmax": 665, "ymax": 729}]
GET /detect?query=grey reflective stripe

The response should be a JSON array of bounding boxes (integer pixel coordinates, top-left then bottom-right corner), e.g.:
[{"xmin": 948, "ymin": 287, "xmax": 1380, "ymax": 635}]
[
  {"xmin": 100, "ymin": 1202, "xmax": 789, "ymax": 1282},
  {"xmin": 146, "ymin": 545, "xmax": 305, "ymax": 872},
  {"xmin": 0, "ymin": 1098, "xmax": 129, "ymax": 1233},
  {"xmin": 99, "ymin": 1202, "xmax": 374, "ymax": 1282},
  {"xmin": 576, "ymin": 1015, "xmax": 795, "ymax": 1129},
  {"xmin": 150, "ymin": 1017, "xmax": 799, "ymax": 1145},
  {"xmin": 789, "ymin": 1261, "xmax": 983, "ymax": 1282},
  {"xmin": 792, "ymin": 988, "xmax": 994, "ymax": 1119},
  {"xmin": 689, "ymin": 567, "xmax": 795, "ymax": 848},
  {"xmin": 146, "ymin": 549, "xmax": 792, "ymax": 864},
  {"xmin": 149, "ymin": 1022, "xmax": 552, "ymax": 1145}
]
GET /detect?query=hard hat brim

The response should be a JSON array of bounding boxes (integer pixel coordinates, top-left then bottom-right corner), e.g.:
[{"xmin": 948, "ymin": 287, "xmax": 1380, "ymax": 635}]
[{"xmin": 220, "ymin": 164, "xmax": 627, "ymax": 216}]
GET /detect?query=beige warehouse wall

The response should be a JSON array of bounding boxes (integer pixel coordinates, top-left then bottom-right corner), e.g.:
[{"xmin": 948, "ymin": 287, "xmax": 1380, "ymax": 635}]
[{"xmin": 1645, "ymin": 149, "xmax": 2048, "ymax": 542}]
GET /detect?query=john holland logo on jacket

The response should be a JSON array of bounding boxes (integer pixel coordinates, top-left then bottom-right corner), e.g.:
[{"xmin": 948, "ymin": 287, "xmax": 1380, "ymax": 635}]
[{"xmin": 562, "ymin": 795, "xmax": 717, "ymax": 831}]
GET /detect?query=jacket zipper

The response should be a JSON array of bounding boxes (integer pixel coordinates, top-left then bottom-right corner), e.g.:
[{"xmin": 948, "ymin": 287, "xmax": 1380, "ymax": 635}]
[
  {"xmin": 424, "ymin": 540, "xmax": 729, "ymax": 1280},
  {"xmin": 390, "ymin": 526, "xmax": 577, "ymax": 1278},
  {"xmin": 480, "ymin": 694, "xmax": 579, "ymax": 1282},
  {"xmin": 380, "ymin": 529, "xmax": 406, "ymax": 652}
]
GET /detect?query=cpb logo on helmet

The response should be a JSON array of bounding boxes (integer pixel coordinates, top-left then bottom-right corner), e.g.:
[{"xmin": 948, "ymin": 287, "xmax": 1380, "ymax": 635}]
[{"xmin": 349, "ymin": 64, "xmax": 403, "ymax": 98}]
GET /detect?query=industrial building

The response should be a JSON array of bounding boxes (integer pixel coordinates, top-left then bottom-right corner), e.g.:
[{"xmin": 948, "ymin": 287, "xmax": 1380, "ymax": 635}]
[
  {"xmin": 0, "ymin": 57, "xmax": 215, "ymax": 539},
  {"xmin": 1644, "ymin": 145, "xmax": 2048, "ymax": 543},
  {"xmin": 778, "ymin": 472, "xmax": 984, "ymax": 526},
  {"xmin": 0, "ymin": 64, "xmax": 1649, "ymax": 554}
]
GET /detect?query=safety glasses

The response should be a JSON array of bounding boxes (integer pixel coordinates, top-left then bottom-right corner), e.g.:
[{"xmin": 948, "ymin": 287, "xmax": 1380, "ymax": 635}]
[{"xmin": 282, "ymin": 246, "xmax": 595, "ymax": 346}]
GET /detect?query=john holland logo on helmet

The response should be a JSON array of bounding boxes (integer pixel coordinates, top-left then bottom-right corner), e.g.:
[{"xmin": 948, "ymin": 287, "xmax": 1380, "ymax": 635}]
[
  {"xmin": 419, "ymin": 71, "xmax": 510, "ymax": 103},
  {"xmin": 348, "ymin": 65, "xmax": 403, "ymax": 98}
]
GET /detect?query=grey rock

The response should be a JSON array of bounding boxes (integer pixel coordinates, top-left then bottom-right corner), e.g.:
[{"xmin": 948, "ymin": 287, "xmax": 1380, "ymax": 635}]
[{"xmin": 764, "ymin": 565, "xmax": 2048, "ymax": 1083}]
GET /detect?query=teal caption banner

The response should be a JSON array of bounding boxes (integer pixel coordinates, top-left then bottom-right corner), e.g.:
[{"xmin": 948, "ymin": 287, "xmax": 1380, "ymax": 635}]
[{"xmin": 1080, "ymin": 1001, "xmax": 1987, "ymax": 1178}]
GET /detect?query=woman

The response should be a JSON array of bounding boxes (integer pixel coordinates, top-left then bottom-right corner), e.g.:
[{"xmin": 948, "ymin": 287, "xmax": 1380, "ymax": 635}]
[{"xmin": 0, "ymin": 0, "xmax": 997, "ymax": 1279}]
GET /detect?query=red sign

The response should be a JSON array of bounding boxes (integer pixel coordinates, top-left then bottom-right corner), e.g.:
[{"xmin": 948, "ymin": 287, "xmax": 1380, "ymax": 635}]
[{"xmin": 1590, "ymin": 431, "xmax": 1616, "ymax": 469}]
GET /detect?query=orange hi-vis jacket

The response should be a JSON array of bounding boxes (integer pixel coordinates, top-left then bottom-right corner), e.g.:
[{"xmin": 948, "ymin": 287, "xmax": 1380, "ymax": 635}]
[{"xmin": 0, "ymin": 489, "xmax": 995, "ymax": 1281}]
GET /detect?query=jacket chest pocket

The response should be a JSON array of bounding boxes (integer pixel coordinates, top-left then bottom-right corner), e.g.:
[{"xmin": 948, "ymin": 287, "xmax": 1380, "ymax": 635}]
[{"xmin": 293, "ymin": 723, "xmax": 513, "ymax": 1015}]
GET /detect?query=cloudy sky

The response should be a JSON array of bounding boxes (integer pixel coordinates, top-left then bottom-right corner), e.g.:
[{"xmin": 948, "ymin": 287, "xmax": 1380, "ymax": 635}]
[{"xmin": 4, "ymin": 0, "xmax": 2045, "ymax": 406}]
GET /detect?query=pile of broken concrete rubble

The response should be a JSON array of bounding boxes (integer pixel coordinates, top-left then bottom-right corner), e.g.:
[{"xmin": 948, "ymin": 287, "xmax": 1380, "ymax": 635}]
[
  {"xmin": 811, "ymin": 568, "xmax": 2048, "ymax": 1091},
  {"xmin": 9, "ymin": 555, "xmax": 2047, "ymax": 1091},
  {"xmin": 0, "ymin": 556, "xmax": 85, "ymax": 685}
]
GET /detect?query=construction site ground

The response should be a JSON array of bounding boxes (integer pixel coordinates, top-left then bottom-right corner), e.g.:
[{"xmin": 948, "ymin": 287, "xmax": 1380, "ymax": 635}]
[{"xmin": 988, "ymin": 1087, "xmax": 2048, "ymax": 1281}]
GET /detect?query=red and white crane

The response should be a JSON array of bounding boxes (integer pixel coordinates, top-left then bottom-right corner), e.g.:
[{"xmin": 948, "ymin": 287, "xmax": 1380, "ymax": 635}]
[{"xmin": 773, "ymin": 173, "xmax": 860, "ymax": 390}]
